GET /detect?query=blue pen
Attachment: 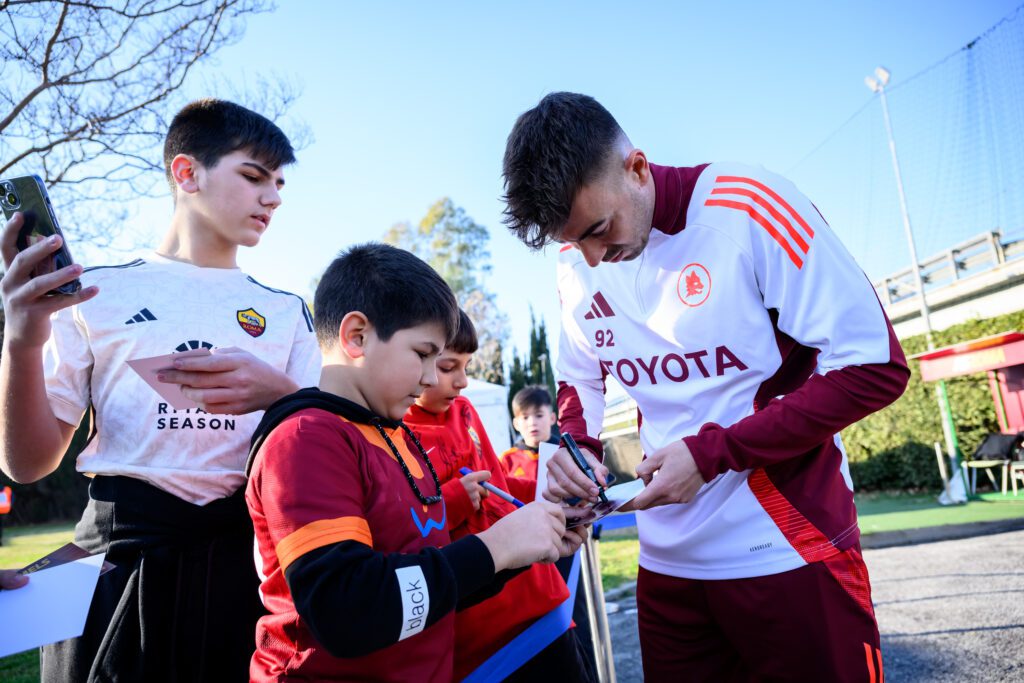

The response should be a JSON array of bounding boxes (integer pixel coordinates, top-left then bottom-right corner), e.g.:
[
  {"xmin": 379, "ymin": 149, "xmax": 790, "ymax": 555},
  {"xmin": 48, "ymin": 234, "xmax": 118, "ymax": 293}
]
[{"xmin": 459, "ymin": 467, "xmax": 525, "ymax": 508}]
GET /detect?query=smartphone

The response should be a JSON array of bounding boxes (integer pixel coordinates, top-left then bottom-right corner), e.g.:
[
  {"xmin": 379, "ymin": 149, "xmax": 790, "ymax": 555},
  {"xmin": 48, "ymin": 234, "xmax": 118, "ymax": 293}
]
[{"xmin": 0, "ymin": 174, "xmax": 80, "ymax": 295}]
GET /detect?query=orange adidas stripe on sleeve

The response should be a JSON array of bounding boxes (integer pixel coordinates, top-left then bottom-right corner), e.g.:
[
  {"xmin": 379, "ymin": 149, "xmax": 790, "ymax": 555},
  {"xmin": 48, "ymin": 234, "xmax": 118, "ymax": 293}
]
[
  {"xmin": 704, "ymin": 198, "xmax": 805, "ymax": 269},
  {"xmin": 710, "ymin": 186, "xmax": 810, "ymax": 252},
  {"xmin": 715, "ymin": 175, "xmax": 816, "ymax": 239},
  {"xmin": 276, "ymin": 516, "xmax": 373, "ymax": 572}
]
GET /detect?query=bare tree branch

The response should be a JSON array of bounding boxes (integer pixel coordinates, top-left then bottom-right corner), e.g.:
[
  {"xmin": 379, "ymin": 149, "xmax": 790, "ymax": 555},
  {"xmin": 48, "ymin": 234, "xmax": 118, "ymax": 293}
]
[
  {"xmin": 0, "ymin": 0, "xmax": 304, "ymax": 248},
  {"xmin": 41, "ymin": 0, "xmax": 69, "ymax": 81}
]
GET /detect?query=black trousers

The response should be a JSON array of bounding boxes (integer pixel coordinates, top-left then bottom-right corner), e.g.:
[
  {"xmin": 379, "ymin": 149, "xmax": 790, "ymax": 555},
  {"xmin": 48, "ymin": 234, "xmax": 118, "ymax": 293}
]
[{"xmin": 41, "ymin": 476, "xmax": 264, "ymax": 683}]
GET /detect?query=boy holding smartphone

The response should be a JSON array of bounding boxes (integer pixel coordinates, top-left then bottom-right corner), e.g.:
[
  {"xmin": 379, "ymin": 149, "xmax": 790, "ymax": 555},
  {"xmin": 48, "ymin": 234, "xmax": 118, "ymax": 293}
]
[{"xmin": 0, "ymin": 99, "xmax": 319, "ymax": 681}]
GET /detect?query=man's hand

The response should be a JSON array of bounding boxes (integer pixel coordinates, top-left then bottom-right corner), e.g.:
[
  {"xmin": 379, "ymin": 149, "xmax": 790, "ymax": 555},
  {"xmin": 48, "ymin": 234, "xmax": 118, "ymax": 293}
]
[
  {"xmin": 459, "ymin": 470, "xmax": 491, "ymax": 511},
  {"xmin": 630, "ymin": 439, "xmax": 706, "ymax": 510},
  {"xmin": 0, "ymin": 569, "xmax": 28, "ymax": 591},
  {"xmin": 1, "ymin": 213, "xmax": 98, "ymax": 349},
  {"xmin": 542, "ymin": 445, "xmax": 609, "ymax": 504},
  {"xmin": 477, "ymin": 500, "xmax": 566, "ymax": 571},
  {"xmin": 156, "ymin": 346, "xmax": 299, "ymax": 415}
]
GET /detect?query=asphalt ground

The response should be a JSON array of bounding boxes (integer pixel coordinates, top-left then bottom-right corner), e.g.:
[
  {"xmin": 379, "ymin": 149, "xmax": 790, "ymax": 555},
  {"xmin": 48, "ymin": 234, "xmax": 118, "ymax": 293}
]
[{"xmin": 604, "ymin": 529, "xmax": 1024, "ymax": 682}]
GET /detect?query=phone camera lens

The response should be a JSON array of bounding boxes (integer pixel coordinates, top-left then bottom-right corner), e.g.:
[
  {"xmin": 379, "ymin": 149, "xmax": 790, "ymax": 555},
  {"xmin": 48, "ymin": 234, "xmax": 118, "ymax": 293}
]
[{"xmin": 5, "ymin": 192, "xmax": 16, "ymax": 206}]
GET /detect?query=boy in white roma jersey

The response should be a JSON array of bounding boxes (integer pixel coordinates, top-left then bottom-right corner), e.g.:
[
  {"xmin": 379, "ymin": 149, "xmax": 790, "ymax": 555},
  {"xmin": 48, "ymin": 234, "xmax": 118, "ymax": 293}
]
[
  {"xmin": 0, "ymin": 100, "xmax": 320, "ymax": 682},
  {"xmin": 501, "ymin": 92, "xmax": 909, "ymax": 683}
]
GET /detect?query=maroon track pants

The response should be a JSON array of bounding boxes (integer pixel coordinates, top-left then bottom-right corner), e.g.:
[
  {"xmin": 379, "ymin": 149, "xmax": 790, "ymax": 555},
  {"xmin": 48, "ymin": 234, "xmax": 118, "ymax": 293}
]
[{"xmin": 637, "ymin": 545, "xmax": 883, "ymax": 683}]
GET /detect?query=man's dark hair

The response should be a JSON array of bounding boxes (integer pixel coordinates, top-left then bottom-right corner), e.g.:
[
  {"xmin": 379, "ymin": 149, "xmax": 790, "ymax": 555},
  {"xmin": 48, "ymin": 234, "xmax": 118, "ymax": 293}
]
[
  {"xmin": 449, "ymin": 310, "xmax": 479, "ymax": 355},
  {"xmin": 163, "ymin": 99, "xmax": 295, "ymax": 189},
  {"xmin": 313, "ymin": 243, "xmax": 459, "ymax": 348},
  {"xmin": 502, "ymin": 92, "xmax": 624, "ymax": 249},
  {"xmin": 512, "ymin": 385, "xmax": 553, "ymax": 415}
]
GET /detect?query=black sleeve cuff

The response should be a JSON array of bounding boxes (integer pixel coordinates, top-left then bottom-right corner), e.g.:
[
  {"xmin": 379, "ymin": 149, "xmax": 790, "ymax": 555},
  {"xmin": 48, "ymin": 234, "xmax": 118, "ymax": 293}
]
[
  {"xmin": 439, "ymin": 535, "xmax": 494, "ymax": 600},
  {"xmin": 456, "ymin": 566, "xmax": 530, "ymax": 611}
]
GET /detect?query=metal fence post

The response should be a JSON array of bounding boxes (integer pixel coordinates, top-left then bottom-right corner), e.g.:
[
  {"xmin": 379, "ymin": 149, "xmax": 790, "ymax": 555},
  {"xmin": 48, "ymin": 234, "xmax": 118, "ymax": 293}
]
[{"xmin": 581, "ymin": 536, "xmax": 617, "ymax": 683}]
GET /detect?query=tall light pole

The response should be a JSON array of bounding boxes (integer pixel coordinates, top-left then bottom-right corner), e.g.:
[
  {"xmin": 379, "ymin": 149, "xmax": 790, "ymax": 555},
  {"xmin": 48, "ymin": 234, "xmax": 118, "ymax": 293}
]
[{"xmin": 865, "ymin": 66, "xmax": 965, "ymax": 501}]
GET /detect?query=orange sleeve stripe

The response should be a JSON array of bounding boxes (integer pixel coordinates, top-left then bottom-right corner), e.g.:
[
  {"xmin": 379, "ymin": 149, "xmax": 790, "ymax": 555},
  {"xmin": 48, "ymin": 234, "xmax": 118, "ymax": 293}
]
[
  {"xmin": 276, "ymin": 517, "xmax": 372, "ymax": 572},
  {"xmin": 865, "ymin": 643, "xmax": 877, "ymax": 683}
]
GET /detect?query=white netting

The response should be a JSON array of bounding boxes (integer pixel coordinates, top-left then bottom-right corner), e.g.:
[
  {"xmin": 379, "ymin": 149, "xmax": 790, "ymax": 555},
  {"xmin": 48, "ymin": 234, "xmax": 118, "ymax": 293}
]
[{"xmin": 788, "ymin": 6, "xmax": 1024, "ymax": 284}]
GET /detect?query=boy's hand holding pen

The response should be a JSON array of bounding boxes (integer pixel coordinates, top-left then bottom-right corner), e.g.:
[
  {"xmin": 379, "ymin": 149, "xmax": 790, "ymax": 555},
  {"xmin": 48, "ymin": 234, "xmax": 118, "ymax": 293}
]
[
  {"xmin": 459, "ymin": 467, "xmax": 525, "ymax": 508},
  {"xmin": 458, "ymin": 469, "xmax": 492, "ymax": 511}
]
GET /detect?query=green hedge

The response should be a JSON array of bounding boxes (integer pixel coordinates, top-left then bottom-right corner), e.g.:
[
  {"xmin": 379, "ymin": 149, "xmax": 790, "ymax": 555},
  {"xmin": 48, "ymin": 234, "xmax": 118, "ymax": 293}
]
[{"xmin": 843, "ymin": 311, "xmax": 1024, "ymax": 491}]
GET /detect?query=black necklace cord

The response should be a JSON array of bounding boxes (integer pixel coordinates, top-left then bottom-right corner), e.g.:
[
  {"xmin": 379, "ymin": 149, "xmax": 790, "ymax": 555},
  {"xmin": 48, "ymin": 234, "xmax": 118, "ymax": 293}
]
[{"xmin": 370, "ymin": 418, "xmax": 443, "ymax": 506}]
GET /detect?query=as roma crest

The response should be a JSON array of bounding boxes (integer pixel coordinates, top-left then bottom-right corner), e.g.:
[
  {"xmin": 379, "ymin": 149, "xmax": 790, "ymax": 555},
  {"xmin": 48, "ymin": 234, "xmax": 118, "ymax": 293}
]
[
  {"xmin": 237, "ymin": 308, "xmax": 266, "ymax": 337},
  {"xmin": 677, "ymin": 263, "xmax": 711, "ymax": 307}
]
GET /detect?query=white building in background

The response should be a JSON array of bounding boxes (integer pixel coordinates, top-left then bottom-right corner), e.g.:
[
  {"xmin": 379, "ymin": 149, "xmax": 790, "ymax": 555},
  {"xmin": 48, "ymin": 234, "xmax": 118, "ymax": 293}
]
[{"xmin": 463, "ymin": 378, "xmax": 512, "ymax": 452}]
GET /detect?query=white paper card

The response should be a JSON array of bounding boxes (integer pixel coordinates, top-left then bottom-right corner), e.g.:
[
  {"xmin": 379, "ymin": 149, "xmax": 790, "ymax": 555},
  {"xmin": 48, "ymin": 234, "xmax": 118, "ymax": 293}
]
[
  {"xmin": 126, "ymin": 348, "xmax": 211, "ymax": 410},
  {"xmin": 536, "ymin": 441, "xmax": 559, "ymax": 501},
  {"xmin": 566, "ymin": 478, "xmax": 647, "ymax": 528},
  {"xmin": 0, "ymin": 553, "xmax": 106, "ymax": 657}
]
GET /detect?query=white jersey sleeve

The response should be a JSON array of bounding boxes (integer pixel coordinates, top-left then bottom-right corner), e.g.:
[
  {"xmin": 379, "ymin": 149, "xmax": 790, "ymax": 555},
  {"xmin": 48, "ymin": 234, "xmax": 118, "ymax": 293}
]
[
  {"xmin": 684, "ymin": 165, "xmax": 909, "ymax": 479},
  {"xmin": 715, "ymin": 169, "xmax": 891, "ymax": 368},
  {"xmin": 42, "ymin": 304, "xmax": 93, "ymax": 427},
  {"xmin": 555, "ymin": 250, "xmax": 608, "ymax": 458},
  {"xmin": 285, "ymin": 301, "xmax": 321, "ymax": 387}
]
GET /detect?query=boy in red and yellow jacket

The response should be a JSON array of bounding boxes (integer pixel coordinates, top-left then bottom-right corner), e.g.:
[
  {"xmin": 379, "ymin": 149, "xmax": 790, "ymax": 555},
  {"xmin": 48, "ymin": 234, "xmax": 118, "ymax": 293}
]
[
  {"xmin": 405, "ymin": 310, "xmax": 594, "ymax": 682},
  {"xmin": 500, "ymin": 385, "xmax": 558, "ymax": 481},
  {"xmin": 246, "ymin": 245, "xmax": 584, "ymax": 682}
]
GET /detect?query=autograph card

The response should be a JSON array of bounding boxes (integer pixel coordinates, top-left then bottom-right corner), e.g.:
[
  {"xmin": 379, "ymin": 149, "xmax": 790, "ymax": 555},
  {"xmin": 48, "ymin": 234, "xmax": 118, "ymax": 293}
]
[
  {"xmin": 536, "ymin": 442, "xmax": 559, "ymax": 501},
  {"xmin": 20, "ymin": 543, "xmax": 114, "ymax": 577},
  {"xmin": 126, "ymin": 348, "xmax": 211, "ymax": 410},
  {"xmin": 0, "ymin": 553, "xmax": 106, "ymax": 657},
  {"xmin": 565, "ymin": 478, "xmax": 646, "ymax": 528}
]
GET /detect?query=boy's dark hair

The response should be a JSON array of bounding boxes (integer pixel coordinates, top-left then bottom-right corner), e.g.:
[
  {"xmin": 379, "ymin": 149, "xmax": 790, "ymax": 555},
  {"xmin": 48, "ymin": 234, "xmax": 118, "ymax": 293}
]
[
  {"xmin": 449, "ymin": 310, "xmax": 479, "ymax": 355},
  {"xmin": 512, "ymin": 385, "xmax": 553, "ymax": 415},
  {"xmin": 163, "ymin": 99, "xmax": 295, "ymax": 189},
  {"xmin": 313, "ymin": 243, "xmax": 459, "ymax": 348},
  {"xmin": 502, "ymin": 92, "xmax": 624, "ymax": 249}
]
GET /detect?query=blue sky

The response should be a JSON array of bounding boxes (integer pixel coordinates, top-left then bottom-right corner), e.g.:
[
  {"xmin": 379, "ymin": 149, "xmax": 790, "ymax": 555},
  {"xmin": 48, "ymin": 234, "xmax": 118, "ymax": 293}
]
[{"xmin": 113, "ymin": 0, "xmax": 1023, "ymax": 368}]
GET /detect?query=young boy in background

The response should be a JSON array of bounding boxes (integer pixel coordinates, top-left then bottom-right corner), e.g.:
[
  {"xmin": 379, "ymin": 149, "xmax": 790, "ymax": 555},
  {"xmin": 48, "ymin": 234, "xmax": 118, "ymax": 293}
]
[
  {"xmin": 405, "ymin": 311, "xmax": 595, "ymax": 682},
  {"xmin": 0, "ymin": 99, "xmax": 319, "ymax": 681},
  {"xmin": 500, "ymin": 384, "xmax": 558, "ymax": 480},
  {"xmin": 245, "ymin": 243, "xmax": 583, "ymax": 682},
  {"xmin": 501, "ymin": 383, "xmax": 599, "ymax": 677}
]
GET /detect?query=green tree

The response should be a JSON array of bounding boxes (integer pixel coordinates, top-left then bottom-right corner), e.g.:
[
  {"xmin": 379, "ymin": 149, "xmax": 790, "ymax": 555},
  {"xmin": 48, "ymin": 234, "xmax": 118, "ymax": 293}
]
[
  {"xmin": 384, "ymin": 198, "xmax": 509, "ymax": 383},
  {"xmin": 508, "ymin": 310, "xmax": 556, "ymax": 410}
]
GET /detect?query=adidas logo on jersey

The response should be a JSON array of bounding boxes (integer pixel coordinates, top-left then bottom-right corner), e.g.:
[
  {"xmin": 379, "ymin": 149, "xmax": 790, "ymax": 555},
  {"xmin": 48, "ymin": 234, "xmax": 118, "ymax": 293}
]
[
  {"xmin": 583, "ymin": 291, "xmax": 615, "ymax": 320},
  {"xmin": 124, "ymin": 308, "xmax": 156, "ymax": 324},
  {"xmin": 703, "ymin": 175, "xmax": 816, "ymax": 270}
]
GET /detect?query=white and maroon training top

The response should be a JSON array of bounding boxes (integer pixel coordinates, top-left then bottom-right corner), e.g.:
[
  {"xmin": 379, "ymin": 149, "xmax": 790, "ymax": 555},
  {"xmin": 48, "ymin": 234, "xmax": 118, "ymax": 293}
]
[{"xmin": 556, "ymin": 162, "xmax": 909, "ymax": 580}]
